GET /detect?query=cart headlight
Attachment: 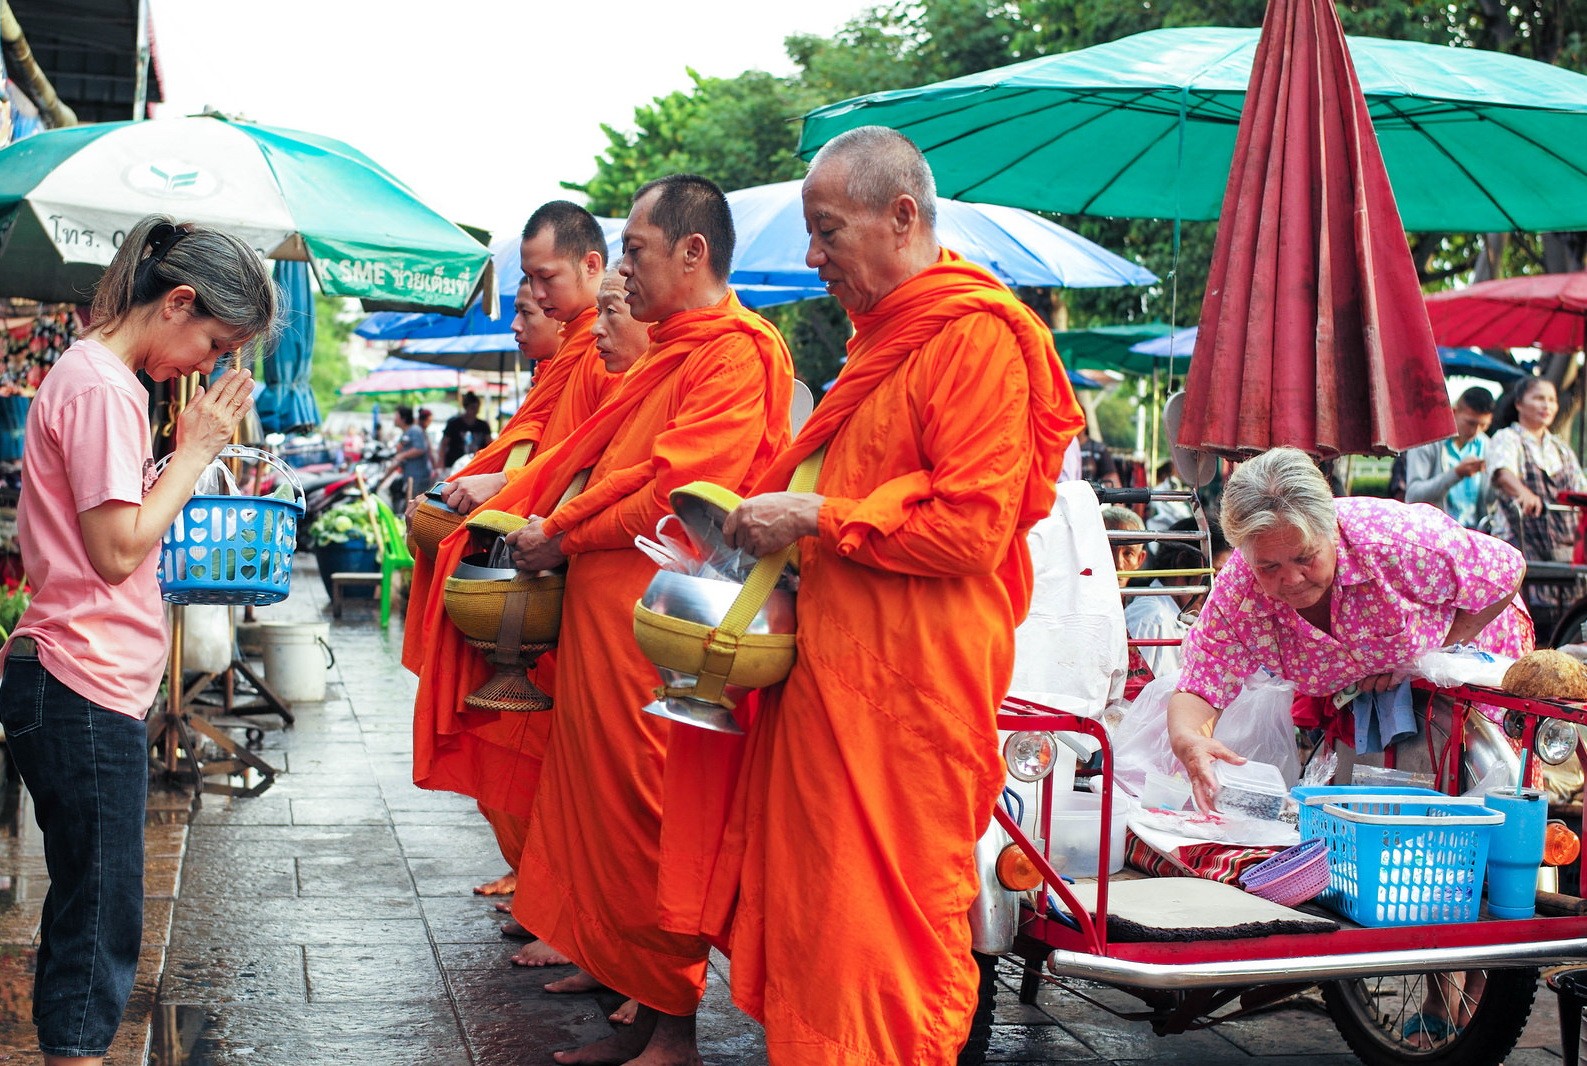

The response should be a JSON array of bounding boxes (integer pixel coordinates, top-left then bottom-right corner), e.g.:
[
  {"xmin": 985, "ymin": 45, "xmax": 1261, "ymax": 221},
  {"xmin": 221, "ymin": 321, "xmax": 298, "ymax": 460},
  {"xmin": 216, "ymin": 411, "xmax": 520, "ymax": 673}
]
[
  {"xmin": 1534, "ymin": 719, "xmax": 1579, "ymax": 766},
  {"xmin": 1545, "ymin": 820, "xmax": 1581, "ymax": 867},
  {"xmin": 1003, "ymin": 731, "xmax": 1058, "ymax": 783},
  {"xmin": 995, "ymin": 844, "xmax": 1043, "ymax": 891}
]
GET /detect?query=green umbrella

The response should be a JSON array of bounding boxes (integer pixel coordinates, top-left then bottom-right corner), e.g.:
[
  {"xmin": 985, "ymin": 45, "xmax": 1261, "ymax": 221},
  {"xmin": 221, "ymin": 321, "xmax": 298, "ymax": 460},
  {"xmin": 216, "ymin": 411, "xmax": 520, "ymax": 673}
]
[
  {"xmin": 1052, "ymin": 323, "xmax": 1177, "ymax": 375},
  {"xmin": 799, "ymin": 27, "xmax": 1587, "ymax": 233},
  {"xmin": 0, "ymin": 116, "xmax": 491, "ymax": 310}
]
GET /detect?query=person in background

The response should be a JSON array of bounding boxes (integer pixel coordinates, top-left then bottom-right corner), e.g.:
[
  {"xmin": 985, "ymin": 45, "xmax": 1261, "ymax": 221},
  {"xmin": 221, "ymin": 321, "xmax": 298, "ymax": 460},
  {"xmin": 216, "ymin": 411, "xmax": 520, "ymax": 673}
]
[
  {"xmin": 1405, "ymin": 385, "xmax": 1495, "ymax": 529},
  {"xmin": 388, "ymin": 405, "xmax": 432, "ymax": 510},
  {"xmin": 1081, "ymin": 434, "xmax": 1121, "ymax": 488},
  {"xmin": 440, "ymin": 391, "xmax": 493, "ymax": 470},
  {"xmin": 1146, "ymin": 459, "xmax": 1192, "ymax": 531},
  {"xmin": 0, "ymin": 214, "xmax": 272, "ymax": 1066},
  {"xmin": 1124, "ymin": 528, "xmax": 1231, "ymax": 680},
  {"xmin": 1102, "ymin": 504, "xmax": 1146, "ymax": 586},
  {"xmin": 1488, "ymin": 375, "xmax": 1587, "ymax": 639}
]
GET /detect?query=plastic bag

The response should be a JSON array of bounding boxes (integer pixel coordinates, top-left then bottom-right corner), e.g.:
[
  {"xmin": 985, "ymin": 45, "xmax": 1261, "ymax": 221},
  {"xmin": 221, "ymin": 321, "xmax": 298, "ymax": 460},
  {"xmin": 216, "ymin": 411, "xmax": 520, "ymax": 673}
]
[
  {"xmin": 1409, "ymin": 643, "xmax": 1514, "ymax": 689},
  {"xmin": 193, "ymin": 458, "xmax": 245, "ymax": 497},
  {"xmin": 1214, "ymin": 671, "xmax": 1300, "ymax": 787},
  {"xmin": 1112, "ymin": 669, "xmax": 1300, "ymax": 796},
  {"xmin": 634, "ymin": 514, "xmax": 796, "ymax": 589}
]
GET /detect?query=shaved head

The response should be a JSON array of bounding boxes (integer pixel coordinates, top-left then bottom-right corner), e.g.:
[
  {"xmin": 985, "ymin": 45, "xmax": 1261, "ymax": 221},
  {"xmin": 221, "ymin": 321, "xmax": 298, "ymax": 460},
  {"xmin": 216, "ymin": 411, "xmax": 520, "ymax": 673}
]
[
  {"xmin": 807, "ymin": 126, "xmax": 937, "ymax": 229},
  {"xmin": 523, "ymin": 200, "xmax": 608, "ymax": 267},
  {"xmin": 630, "ymin": 174, "xmax": 735, "ymax": 281}
]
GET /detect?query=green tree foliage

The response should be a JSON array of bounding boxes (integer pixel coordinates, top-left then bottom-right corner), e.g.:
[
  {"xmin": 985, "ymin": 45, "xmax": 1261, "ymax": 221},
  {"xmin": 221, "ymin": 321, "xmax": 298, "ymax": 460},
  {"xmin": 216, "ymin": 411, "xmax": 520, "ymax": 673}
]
[
  {"xmin": 573, "ymin": 0, "xmax": 1587, "ymax": 387},
  {"xmin": 308, "ymin": 294, "xmax": 355, "ymax": 416}
]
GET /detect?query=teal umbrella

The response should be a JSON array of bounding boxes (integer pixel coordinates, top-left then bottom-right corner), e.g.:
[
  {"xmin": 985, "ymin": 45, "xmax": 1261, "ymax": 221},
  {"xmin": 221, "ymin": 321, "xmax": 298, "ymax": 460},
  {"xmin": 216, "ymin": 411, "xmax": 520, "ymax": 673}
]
[
  {"xmin": 799, "ymin": 27, "xmax": 1587, "ymax": 233},
  {"xmin": 1052, "ymin": 323, "xmax": 1177, "ymax": 375},
  {"xmin": 256, "ymin": 260, "xmax": 321, "ymax": 433},
  {"xmin": 0, "ymin": 116, "xmax": 491, "ymax": 310}
]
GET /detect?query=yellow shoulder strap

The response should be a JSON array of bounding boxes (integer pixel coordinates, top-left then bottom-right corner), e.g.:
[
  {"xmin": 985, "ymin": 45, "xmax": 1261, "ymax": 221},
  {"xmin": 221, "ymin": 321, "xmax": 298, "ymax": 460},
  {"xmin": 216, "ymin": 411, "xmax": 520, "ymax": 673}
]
[{"xmin": 692, "ymin": 447, "xmax": 826, "ymax": 703}]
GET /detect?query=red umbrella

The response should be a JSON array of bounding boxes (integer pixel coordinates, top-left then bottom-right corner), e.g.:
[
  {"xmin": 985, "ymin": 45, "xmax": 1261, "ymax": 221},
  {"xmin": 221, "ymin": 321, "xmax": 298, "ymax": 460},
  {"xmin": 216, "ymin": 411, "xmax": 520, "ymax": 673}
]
[
  {"xmin": 1425, "ymin": 272, "xmax": 1587, "ymax": 351},
  {"xmin": 1178, "ymin": 0, "xmax": 1453, "ymax": 460}
]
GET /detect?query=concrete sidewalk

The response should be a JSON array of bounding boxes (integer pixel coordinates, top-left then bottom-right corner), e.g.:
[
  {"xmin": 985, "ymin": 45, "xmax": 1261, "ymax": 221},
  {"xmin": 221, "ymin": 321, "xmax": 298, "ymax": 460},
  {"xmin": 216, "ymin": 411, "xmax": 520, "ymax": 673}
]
[{"xmin": 0, "ymin": 554, "xmax": 1573, "ymax": 1064}]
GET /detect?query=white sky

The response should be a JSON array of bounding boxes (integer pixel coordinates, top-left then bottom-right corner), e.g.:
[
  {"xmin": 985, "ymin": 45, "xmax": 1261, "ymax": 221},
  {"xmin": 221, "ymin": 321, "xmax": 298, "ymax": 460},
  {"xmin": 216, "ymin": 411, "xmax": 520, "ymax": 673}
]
[{"xmin": 147, "ymin": 0, "xmax": 876, "ymax": 237}]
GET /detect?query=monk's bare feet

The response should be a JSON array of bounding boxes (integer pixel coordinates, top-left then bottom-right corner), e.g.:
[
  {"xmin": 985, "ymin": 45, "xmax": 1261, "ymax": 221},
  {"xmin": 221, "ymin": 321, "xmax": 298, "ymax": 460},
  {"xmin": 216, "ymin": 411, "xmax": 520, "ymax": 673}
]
[
  {"xmin": 474, "ymin": 871, "xmax": 516, "ymax": 896},
  {"xmin": 544, "ymin": 969, "xmax": 607, "ymax": 994},
  {"xmin": 511, "ymin": 939, "xmax": 572, "ymax": 967},
  {"xmin": 549, "ymin": 1024, "xmax": 650, "ymax": 1065},
  {"xmin": 609, "ymin": 998, "xmax": 639, "ymax": 1025},
  {"xmin": 493, "ymin": 900, "xmax": 513, "ymax": 914},
  {"xmin": 501, "ymin": 919, "xmax": 534, "ymax": 940}
]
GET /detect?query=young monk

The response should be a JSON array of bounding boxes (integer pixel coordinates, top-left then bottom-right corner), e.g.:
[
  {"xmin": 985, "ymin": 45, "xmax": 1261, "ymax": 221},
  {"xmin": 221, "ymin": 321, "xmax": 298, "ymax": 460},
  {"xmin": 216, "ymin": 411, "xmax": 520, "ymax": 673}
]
[
  {"xmin": 715, "ymin": 127, "xmax": 1083, "ymax": 1064},
  {"xmin": 402, "ymin": 201, "xmax": 614, "ymax": 913},
  {"xmin": 501, "ymin": 174, "xmax": 794, "ymax": 1066}
]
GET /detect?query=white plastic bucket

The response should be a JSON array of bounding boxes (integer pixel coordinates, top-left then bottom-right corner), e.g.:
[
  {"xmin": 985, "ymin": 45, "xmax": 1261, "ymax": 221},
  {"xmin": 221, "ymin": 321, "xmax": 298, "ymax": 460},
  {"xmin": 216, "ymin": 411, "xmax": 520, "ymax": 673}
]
[{"xmin": 255, "ymin": 621, "xmax": 333, "ymax": 703}]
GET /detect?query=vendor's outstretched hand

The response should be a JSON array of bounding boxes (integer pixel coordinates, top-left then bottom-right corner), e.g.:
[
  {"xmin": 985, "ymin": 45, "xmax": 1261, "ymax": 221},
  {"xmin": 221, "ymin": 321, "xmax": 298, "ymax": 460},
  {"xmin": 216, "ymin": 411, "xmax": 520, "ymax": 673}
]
[
  {"xmin": 1171, "ymin": 735, "xmax": 1246, "ymax": 814},
  {"xmin": 723, "ymin": 492, "xmax": 822, "ymax": 557}
]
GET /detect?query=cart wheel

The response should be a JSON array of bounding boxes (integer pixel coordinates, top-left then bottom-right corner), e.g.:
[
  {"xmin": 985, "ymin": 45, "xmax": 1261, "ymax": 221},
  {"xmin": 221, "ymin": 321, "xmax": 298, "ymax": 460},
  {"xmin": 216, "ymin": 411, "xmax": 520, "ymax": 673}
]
[
  {"xmin": 245, "ymin": 727, "xmax": 264, "ymax": 748},
  {"xmin": 1321, "ymin": 967, "xmax": 1536, "ymax": 1066},
  {"xmin": 1549, "ymin": 601, "xmax": 1587, "ymax": 649},
  {"xmin": 956, "ymin": 950, "xmax": 999, "ymax": 1066}
]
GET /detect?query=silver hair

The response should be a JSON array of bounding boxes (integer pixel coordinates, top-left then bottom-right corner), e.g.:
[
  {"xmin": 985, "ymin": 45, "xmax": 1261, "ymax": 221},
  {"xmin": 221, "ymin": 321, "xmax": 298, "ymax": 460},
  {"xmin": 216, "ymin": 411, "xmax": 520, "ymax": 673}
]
[
  {"xmin": 1221, "ymin": 447, "xmax": 1339, "ymax": 551},
  {"xmin": 1100, "ymin": 505, "xmax": 1143, "ymax": 532},
  {"xmin": 807, "ymin": 126, "xmax": 938, "ymax": 229}
]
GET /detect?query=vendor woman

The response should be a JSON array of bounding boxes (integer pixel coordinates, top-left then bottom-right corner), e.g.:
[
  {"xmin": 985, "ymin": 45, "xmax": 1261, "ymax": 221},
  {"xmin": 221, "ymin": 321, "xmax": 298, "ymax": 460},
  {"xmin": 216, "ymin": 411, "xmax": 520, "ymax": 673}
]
[{"xmin": 1167, "ymin": 446, "xmax": 1532, "ymax": 813}]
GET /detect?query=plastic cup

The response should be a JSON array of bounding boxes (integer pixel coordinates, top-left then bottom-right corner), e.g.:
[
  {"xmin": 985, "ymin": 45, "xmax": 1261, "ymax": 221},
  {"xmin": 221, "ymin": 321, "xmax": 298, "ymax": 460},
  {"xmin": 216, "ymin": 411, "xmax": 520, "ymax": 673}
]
[{"xmin": 1484, "ymin": 787, "xmax": 1549, "ymax": 920}]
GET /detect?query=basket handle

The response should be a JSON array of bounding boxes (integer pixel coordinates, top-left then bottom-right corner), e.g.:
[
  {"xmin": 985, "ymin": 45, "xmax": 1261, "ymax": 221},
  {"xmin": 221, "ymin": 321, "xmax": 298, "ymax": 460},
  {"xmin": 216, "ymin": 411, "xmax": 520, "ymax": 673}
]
[
  {"xmin": 1318, "ymin": 801, "xmax": 1504, "ymax": 827},
  {"xmin": 150, "ymin": 444, "xmax": 306, "ymax": 511},
  {"xmin": 1297, "ymin": 790, "xmax": 1490, "ymax": 808},
  {"xmin": 691, "ymin": 448, "xmax": 825, "ymax": 705}
]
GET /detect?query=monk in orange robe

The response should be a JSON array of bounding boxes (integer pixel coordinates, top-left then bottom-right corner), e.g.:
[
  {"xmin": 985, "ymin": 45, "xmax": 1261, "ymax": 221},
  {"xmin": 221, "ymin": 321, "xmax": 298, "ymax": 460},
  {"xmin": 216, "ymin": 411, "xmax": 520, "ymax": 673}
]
[
  {"xmin": 402, "ymin": 202, "xmax": 615, "ymax": 909},
  {"xmin": 713, "ymin": 128, "xmax": 1084, "ymax": 1065},
  {"xmin": 500, "ymin": 174, "xmax": 793, "ymax": 1066}
]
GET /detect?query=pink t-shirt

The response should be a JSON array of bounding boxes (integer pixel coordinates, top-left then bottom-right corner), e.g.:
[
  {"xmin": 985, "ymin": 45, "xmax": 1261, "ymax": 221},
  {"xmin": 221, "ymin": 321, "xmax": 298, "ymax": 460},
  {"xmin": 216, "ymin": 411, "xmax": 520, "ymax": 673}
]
[
  {"xmin": 7, "ymin": 339, "xmax": 167, "ymax": 718},
  {"xmin": 1179, "ymin": 497, "xmax": 1532, "ymax": 709}
]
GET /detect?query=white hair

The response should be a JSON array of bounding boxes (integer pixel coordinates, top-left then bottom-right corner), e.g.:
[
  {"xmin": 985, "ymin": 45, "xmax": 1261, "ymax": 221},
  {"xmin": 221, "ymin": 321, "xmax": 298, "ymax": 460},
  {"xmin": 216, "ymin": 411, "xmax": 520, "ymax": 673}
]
[{"xmin": 808, "ymin": 126, "xmax": 938, "ymax": 229}]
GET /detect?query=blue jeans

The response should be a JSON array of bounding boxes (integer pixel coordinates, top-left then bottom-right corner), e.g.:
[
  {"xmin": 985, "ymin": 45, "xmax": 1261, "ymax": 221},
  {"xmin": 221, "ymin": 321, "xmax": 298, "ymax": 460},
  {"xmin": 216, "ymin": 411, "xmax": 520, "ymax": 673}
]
[{"xmin": 0, "ymin": 650, "xmax": 146, "ymax": 1057}]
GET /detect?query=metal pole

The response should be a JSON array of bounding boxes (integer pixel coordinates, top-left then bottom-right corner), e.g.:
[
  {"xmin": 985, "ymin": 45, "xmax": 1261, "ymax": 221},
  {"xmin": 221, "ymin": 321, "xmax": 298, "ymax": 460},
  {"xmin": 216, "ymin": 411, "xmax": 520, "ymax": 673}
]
[{"xmin": 132, "ymin": 0, "xmax": 150, "ymax": 121}]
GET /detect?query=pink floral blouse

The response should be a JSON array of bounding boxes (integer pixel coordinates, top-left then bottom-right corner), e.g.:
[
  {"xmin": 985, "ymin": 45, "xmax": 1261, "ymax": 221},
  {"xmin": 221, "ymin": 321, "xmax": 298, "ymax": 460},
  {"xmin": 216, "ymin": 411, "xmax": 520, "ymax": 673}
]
[{"xmin": 1178, "ymin": 497, "xmax": 1532, "ymax": 709}]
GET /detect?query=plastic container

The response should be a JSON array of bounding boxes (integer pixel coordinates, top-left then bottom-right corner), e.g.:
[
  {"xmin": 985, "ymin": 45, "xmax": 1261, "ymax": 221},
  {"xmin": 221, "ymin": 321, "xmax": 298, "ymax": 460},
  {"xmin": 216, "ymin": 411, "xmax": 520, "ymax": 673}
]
[
  {"xmin": 255, "ymin": 621, "xmax": 334, "ymax": 703},
  {"xmin": 1484, "ymin": 788, "xmax": 1548, "ymax": 919},
  {"xmin": 1294, "ymin": 786, "xmax": 1501, "ymax": 927},
  {"xmin": 1047, "ymin": 792, "xmax": 1127, "ymax": 879},
  {"xmin": 1215, "ymin": 760, "xmax": 1288, "ymax": 819},
  {"xmin": 1140, "ymin": 770, "xmax": 1193, "ymax": 811}
]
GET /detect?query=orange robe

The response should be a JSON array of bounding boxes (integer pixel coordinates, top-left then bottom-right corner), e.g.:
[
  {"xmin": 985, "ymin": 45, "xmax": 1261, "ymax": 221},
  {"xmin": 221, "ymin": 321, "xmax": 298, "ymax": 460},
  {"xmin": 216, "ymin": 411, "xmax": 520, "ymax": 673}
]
[
  {"xmin": 705, "ymin": 255, "xmax": 1082, "ymax": 1064},
  {"xmin": 405, "ymin": 308, "xmax": 615, "ymax": 819},
  {"xmin": 509, "ymin": 292, "xmax": 793, "ymax": 1016}
]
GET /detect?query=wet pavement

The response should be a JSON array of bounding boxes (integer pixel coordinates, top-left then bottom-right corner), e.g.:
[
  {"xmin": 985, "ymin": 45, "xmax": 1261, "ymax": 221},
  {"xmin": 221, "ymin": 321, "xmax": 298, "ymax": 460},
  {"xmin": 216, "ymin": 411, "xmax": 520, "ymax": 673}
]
[{"xmin": 0, "ymin": 555, "xmax": 1574, "ymax": 1063}]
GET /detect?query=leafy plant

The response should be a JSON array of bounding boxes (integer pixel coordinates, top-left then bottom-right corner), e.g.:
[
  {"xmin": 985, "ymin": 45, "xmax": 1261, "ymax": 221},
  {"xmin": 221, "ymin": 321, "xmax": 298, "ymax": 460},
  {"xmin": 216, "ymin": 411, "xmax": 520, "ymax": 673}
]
[
  {"xmin": 305, "ymin": 500, "xmax": 378, "ymax": 548},
  {"xmin": 0, "ymin": 583, "xmax": 29, "ymax": 637}
]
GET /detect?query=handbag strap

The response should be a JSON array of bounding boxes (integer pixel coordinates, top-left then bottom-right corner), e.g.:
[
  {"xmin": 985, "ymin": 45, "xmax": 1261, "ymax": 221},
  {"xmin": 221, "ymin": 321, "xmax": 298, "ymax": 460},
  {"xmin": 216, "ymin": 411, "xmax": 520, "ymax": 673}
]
[
  {"xmin": 505, "ymin": 441, "xmax": 534, "ymax": 470},
  {"xmin": 691, "ymin": 447, "xmax": 825, "ymax": 704}
]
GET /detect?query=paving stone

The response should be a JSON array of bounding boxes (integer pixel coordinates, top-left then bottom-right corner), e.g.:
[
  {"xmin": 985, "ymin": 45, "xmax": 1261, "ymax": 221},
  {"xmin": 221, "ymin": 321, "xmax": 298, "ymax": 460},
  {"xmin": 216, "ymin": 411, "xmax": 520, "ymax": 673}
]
[
  {"xmin": 406, "ymin": 856, "xmax": 513, "ymax": 897},
  {"xmin": 304, "ymin": 941, "xmax": 446, "ymax": 1002},
  {"xmin": 290, "ymin": 796, "xmax": 390, "ymax": 825},
  {"xmin": 422, "ymin": 896, "xmax": 519, "ymax": 944},
  {"xmin": 177, "ymin": 854, "xmax": 298, "ymax": 898},
  {"xmin": 158, "ymin": 943, "xmax": 307, "ymax": 1004},
  {"xmin": 296, "ymin": 855, "xmax": 414, "ymax": 896},
  {"xmin": 146, "ymin": 1000, "xmax": 468, "ymax": 1066},
  {"xmin": 394, "ymin": 823, "xmax": 497, "ymax": 859}
]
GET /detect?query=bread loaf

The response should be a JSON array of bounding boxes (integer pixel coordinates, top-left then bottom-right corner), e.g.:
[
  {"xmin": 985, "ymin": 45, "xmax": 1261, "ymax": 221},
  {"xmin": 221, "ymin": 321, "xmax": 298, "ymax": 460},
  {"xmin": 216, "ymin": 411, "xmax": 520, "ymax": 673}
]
[{"xmin": 1503, "ymin": 649, "xmax": 1587, "ymax": 700}]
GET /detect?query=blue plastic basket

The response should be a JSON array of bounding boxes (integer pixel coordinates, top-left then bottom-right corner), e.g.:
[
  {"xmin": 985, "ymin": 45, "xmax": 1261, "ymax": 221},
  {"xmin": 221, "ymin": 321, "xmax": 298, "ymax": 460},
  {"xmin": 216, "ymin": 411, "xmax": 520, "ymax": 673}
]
[
  {"xmin": 1293, "ymin": 786, "xmax": 1502, "ymax": 928},
  {"xmin": 158, "ymin": 446, "xmax": 305, "ymax": 606}
]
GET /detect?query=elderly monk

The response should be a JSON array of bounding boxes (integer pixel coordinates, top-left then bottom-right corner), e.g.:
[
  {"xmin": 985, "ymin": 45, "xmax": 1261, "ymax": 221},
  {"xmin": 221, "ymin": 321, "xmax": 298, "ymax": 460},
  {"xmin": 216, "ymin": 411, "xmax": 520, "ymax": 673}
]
[
  {"xmin": 501, "ymin": 174, "xmax": 793, "ymax": 1066},
  {"xmin": 710, "ymin": 127, "xmax": 1082, "ymax": 1065},
  {"xmin": 402, "ymin": 201, "xmax": 615, "ymax": 910}
]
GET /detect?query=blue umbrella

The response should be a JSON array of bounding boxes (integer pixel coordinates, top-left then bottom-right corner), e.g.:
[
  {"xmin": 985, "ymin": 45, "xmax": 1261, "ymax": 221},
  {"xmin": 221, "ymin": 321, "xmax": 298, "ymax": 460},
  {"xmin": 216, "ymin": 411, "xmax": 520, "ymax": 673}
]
[
  {"xmin": 727, "ymin": 180, "xmax": 1157, "ymax": 290},
  {"xmin": 255, "ymin": 260, "xmax": 321, "ymax": 433},
  {"xmin": 1130, "ymin": 327, "xmax": 1527, "ymax": 384},
  {"xmin": 1435, "ymin": 346, "xmax": 1526, "ymax": 383}
]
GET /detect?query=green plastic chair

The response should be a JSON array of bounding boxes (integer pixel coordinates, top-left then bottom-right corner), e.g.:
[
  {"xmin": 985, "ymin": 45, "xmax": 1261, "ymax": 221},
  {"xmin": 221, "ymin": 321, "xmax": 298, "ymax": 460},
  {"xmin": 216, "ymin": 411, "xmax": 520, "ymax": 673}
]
[{"xmin": 370, "ymin": 497, "xmax": 415, "ymax": 627}]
